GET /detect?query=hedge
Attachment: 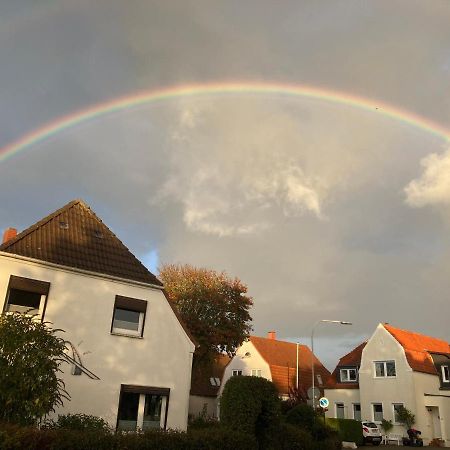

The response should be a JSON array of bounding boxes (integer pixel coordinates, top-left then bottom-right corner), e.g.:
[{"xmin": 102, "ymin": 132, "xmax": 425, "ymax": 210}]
[
  {"xmin": 325, "ymin": 418, "xmax": 363, "ymax": 445},
  {"xmin": 220, "ymin": 375, "xmax": 281, "ymax": 446},
  {"xmin": 0, "ymin": 423, "xmax": 256, "ymax": 450}
]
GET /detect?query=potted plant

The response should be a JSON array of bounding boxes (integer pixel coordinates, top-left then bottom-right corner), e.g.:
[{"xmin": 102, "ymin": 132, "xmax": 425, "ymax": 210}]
[{"xmin": 381, "ymin": 419, "xmax": 393, "ymax": 444}]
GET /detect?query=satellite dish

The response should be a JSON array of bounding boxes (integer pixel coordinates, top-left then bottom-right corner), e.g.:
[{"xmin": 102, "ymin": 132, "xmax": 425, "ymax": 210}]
[{"xmin": 307, "ymin": 387, "xmax": 321, "ymax": 400}]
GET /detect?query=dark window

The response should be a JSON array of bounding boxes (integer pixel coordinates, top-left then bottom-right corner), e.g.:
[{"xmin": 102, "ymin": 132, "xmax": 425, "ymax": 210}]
[
  {"xmin": 373, "ymin": 403, "xmax": 383, "ymax": 422},
  {"xmin": 117, "ymin": 392, "xmax": 140, "ymax": 431},
  {"xmin": 143, "ymin": 394, "xmax": 163, "ymax": 430},
  {"xmin": 442, "ymin": 365, "xmax": 450, "ymax": 383},
  {"xmin": 111, "ymin": 296, "xmax": 147, "ymax": 337},
  {"xmin": 232, "ymin": 370, "xmax": 242, "ymax": 376},
  {"xmin": 336, "ymin": 403, "xmax": 345, "ymax": 419},
  {"xmin": 353, "ymin": 403, "xmax": 361, "ymax": 421},
  {"xmin": 340, "ymin": 367, "xmax": 358, "ymax": 382},
  {"xmin": 3, "ymin": 276, "xmax": 50, "ymax": 319}
]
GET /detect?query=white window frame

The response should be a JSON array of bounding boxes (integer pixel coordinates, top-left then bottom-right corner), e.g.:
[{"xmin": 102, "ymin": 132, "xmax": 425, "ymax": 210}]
[
  {"xmin": 340, "ymin": 367, "xmax": 358, "ymax": 382},
  {"xmin": 5, "ymin": 292, "xmax": 47, "ymax": 319},
  {"xmin": 374, "ymin": 360, "xmax": 396, "ymax": 378},
  {"xmin": 251, "ymin": 369, "xmax": 262, "ymax": 377},
  {"xmin": 335, "ymin": 402, "xmax": 345, "ymax": 419},
  {"xmin": 372, "ymin": 403, "xmax": 383, "ymax": 423},
  {"xmin": 442, "ymin": 365, "xmax": 450, "ymax": 383},
  {"xmin": 112, "ymin": 308, "xmax": 145, "ymax": 337},
  {"xmin": 352, "ymin": 403, "xmax": 361, "ymax": 421},
  {"xmin": 232, "ymin": 370, "xmax": 242, "ymax": 376},
  {"xmin": 392, "ymin": 403, "xmax": 404, "ymax": 424}
]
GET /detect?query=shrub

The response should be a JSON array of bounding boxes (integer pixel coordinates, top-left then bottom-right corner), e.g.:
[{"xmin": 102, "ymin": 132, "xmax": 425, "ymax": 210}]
[
  {"xmin": 326, "ymin": 418, "xmax": 363, "ymax": 446},
  {"xmin": 0, "ymin": 313, "xmax": 68, "ymax": 425},
  {"xmin": 396, "ymin": 406, "xmax": 415, "ymax": 430},
  {"xmin": 189, "ymin": 427, "xmax": 257, "ymax": 450},
  {"xmin": 285, "ymin": 404, "xmax": 315, "ymax": 430},
  {"xmin": 381, "ymin": 418, "xmax": 393, "ymax": 434},
  {"xmin": 270, "ymin": 423, "xmax": 314, "ymax": 450},
  {"xmin": 43, "ymin": 413, "xmax": 111, "ymax": 432},
  {"xmin": 220, "ymin": 376, "xmax": 281, "ymax": 446}
]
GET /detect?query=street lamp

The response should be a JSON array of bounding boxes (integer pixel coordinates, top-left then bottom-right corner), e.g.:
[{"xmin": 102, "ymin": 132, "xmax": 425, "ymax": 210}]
[{"xmin": 311, "ymin": 320, "xmax": 352, "ymax": 410}]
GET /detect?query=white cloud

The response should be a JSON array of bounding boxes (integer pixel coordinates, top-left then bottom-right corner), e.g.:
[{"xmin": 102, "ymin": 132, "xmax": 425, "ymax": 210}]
[{"xmin": 405, "ymin": 148, "xmax": 450, "ymax": 207}]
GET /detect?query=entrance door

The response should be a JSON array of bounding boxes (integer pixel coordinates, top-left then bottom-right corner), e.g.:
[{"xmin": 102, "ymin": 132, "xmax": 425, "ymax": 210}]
[{"xmin": 428, "ymin": 407, "xmax": 442, "ymax": 440}]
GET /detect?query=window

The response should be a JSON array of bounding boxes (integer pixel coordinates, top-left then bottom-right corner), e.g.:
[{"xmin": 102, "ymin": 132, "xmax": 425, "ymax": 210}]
[
  {"xmin": 340, "ymin": 368, "xmax": 358, "ymax": 382},
  {"xmin": 372, "ymin": 403, "xmax": 383, "ymax": 422},
  {"xmin": 3, "ymin": 275, "xmax": 50, "ymax": 319},
  {"xmin": 209, "ymin": 377, "xmax": 221, "ymax": 386},
  {"xmin": 336, "ymin": 403, "xmax": 345, "ymax": 419},
  {"xmin": 316, "ymin": 374, "xmax": 323, "ymax": 385},
  {"xmin": 251, "ymin": 369, "xmax": 262, "ymax": 377},
  {"xmin": 111, "ymin": 296, "xmax": 147, "ymax": 337},
  {"xmin": 353, "ymin": 403, "xmax": 361, "ymax": 421},
  {"xmin": 392, "ymin": 403, "xmax": 404, "ymax": 424},
  {"xmin": 232, "ymin": 370, "xmax": 242, "ymax": 376},
  {"xmin": 442, "ymin": 365, "xmax": 450, "ymax": 383},
  {"xmin": 117, "ymin": 385, "xmax": 169, "ymax": 431},
  {"xmin": 374, "ymin": 361, "xmax": 396, "ymax": 378}
]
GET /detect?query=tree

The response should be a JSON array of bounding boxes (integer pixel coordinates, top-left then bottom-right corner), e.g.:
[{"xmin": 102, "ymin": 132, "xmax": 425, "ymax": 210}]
[
  {"xmin": 396, "ymin": 406, "xmax": 415, "ymax": 430},
  {"xmin": 159, "ymin": 264, "xmax": 253, "ymax": 363},
  {"xmin": 0, "ymin": 312, "xmax": 68, "ymax": 425}
]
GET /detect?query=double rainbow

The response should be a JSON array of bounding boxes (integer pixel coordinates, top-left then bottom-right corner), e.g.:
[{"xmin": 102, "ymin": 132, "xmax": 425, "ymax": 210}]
[{"xmin": 1, "ymin": 82, "xmax": 449, "ymax": 162}]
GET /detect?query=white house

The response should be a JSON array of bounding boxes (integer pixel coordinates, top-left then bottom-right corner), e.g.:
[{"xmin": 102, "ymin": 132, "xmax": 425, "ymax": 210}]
[
  {"xmin": 0, "ymin": 199, "xmax": 196, "ymax": 431},
  {"xmin": 325, "ymin": 323, "xmax": 450, "ymax": 446},
  {"xmin": 220, "ymin": 331, "xmax": 330, "ymax": 401}
]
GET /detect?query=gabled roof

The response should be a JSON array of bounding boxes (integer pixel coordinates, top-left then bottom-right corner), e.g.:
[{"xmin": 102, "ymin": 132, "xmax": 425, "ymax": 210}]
[
  {"xmin": 249, "ymin": 336, "xmax": 330, "ymax": 395},
  {"xmin": 326, "ymin": 341, "xmax": 366, "ymax": 389},
  {"xmin": 190, "ymin": 354, "xmax": 231, "ymax": 397},
  {"xmin": 0, "ymin": 199, "xmax": 162, "ymax": 286},
  {"xmin": 384, "ymin": 324, "xmax": 450, "ymax": 375}
]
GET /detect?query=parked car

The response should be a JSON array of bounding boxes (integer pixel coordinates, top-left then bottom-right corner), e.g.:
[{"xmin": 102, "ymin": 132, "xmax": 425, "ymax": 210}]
[{"xmin": 362, "ymin": 421, "xmax": 382, "ymax": 446}]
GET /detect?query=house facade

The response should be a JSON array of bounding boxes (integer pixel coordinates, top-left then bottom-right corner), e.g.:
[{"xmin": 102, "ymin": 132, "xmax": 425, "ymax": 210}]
[
  {"xmin": 325, "ymin": 323, "xmax": 450, "ymax": 446},
  {"xmin": 0, "ymin": 200, "xmax": 196, "ymax": 430},
  {"xmin": 220, "ymin": 331, "xmax": 330, "ymax": 401}
]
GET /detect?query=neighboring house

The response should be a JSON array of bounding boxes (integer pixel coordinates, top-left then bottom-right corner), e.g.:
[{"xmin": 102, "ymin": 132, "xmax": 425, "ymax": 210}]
[
  {"xmin": 189, "ymin": 354, "xmax": 230, "ymax": 419},
  {"xmin": 325, "ymin": 323, "xmax": 450, "ymax": 446},
  {"xmin": 220, "ymin": 331, "xmax": 330, "ymax": 401},
  {"xmin": 0, "ymin": 200, "xmax": 196, "ymax": 431}
]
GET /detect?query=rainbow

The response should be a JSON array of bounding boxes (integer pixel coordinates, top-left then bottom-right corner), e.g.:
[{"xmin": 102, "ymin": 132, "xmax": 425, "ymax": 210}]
[{"xmin": 1, "ymin": 82, "xmax": 449, "ymax": 162}]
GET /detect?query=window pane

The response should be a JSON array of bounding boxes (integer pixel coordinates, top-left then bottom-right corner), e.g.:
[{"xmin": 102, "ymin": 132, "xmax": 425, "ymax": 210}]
[
  {"xmin": 373, "ymin": 404, "xmax": 383, "ymax": 422},
  {"xmin": 117, "ymin": 392, "xmax": 140, "ymax": 430},
  {"xmin": 443, "ymin": 366, "xmax": 450, "ymax": 382},
  {"xmin": 386, "ymin": 361, "xmax": 396, "ymax": 376},
  {"xmin": 375, "ymin": 362, "xmax": 385, "ymax": 377},
  {"xmin": 336, "ymin": 403, "xmax": 345, "ymax": 419},
  {"xmin": 341, "ymin": 370, "xmax": 349, "ymax": 381},
  {"xmin": 142, "ymin": 394, "xmax": 163, "ymax": 430},
  {"xmin": 7, "ymin": 289, "xmax": 41, "ymax": 314},
  {"xmin": 353, "ymin": 404, "xmax": 361, "ymax": 421},
  {"xmin": 393, "ymin": 403, "xmax": 403, "ymax": 423},
  {"xmin": 113, "ymin": 308, "xmax": 140, "ymax": 331},
  {"xmin": 349, "ymin": 369, "xmax": 357, "ymax": 381}
]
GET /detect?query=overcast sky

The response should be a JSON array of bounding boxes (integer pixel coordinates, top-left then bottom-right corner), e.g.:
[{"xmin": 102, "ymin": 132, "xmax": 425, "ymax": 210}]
[{"xmin": 1, "ymin": 0, "xmax": 449, "ymax": 369}]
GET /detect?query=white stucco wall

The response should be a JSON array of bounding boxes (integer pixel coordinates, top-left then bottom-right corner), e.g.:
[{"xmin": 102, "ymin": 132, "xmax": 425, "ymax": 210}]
[
  {"xmin": 358, "ymin": 324, "xmax": 416, "ymax": 435},
  {"xmin": 219, "ymin": 340, "xmax": 271, "ymax": 397},
  {"xmin": 324, "ymin": 388, "xmax": 361, "ymax": 420},
  {"xmin": 0, "ymin": 252, "xmax": 195, "ymax": 430},
  {"xmin": 189, "ymin": 395, "xmax": 218, "ymax": 419},
  {"xmin": 413, "ymin": 371, "xmax": 450, "ymax": 446}
]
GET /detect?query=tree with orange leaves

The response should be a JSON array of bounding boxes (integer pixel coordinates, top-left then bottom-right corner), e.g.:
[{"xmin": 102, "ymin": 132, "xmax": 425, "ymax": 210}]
[{"xmin": 159, "ymin": 264, "xmax": 253, "ymax": 364}]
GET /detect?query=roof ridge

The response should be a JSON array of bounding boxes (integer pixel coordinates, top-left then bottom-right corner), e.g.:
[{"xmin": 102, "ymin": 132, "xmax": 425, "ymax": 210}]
[
  {"xmin": 383, "ymin": 324, "xmax": 449, "ymax": 348},
  {"xmin": 0, "ymin": 199, "xmax": 82, "ymax": 250}
]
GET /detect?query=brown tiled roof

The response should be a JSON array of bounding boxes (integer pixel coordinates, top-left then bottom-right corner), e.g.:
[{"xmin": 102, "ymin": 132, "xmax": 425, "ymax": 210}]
[
  {"xmin": 326, "ymin": 341, "xmax": 366, "ymax": 389},
  {"xmin": 249, "ymin": 336, "xmax": 331, "ymax": 396},
  {"xmin": 0, "ymin": 199, "xmax": 162, "ymax": 286},
  {"xmin": 190, "ymin": 354, "xmax": 231, "ymax": 397},
  {"xmin": 384, "ymin": 324, "xmax": 450, "ymax": 375}
]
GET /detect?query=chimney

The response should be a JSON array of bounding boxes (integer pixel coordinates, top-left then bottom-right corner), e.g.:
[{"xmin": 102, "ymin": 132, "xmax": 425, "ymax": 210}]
[
  {"xmin": 2, "ymin": 227, "xmax": 17, "ymax": 244},
  {"xmin": 267, "ymin": 331, "xmax": 276, "ymax": 340}
]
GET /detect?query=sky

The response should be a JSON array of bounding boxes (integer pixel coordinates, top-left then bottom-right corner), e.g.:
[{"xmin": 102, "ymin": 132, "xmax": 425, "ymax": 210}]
[{"xmin": 1, "ymin": 0, "xmax": 449, "ymax": 369}]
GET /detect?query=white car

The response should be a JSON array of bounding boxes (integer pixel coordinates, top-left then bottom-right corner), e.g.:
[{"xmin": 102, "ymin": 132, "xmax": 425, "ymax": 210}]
[{"xmin": 362, "ymin": 421, "xmax": 382, "ymax": 446}]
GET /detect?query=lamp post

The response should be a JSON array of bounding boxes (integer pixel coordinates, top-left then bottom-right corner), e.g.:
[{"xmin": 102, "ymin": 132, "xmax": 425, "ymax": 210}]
[{"xmin": 311, "ymin": 320, "xmax": 352, "ymax": 410}]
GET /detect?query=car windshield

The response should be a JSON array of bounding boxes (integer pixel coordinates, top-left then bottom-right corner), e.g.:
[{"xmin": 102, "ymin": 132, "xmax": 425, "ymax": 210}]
[{"xmin": 363, "ymin": 422, "xmax": 378, "ymax": 428}]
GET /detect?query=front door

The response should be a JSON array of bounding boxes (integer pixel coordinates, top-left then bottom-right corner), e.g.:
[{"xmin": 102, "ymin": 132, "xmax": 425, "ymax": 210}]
[{"xmin": 428, "ymin": 406, "xmax": 442, "ymax": 440}]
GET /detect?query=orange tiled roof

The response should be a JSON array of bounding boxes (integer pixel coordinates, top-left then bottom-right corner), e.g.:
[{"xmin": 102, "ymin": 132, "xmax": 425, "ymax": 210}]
[
  {"xmin": 383, "ymin": 324, "xmax": 450, "ymax": 375},
  {"xmin": 249, "ymin": 336, "xmax": 330, "ymax": 396},
  {"xmin": 326, "ymin": 341, "xmax": 366, "ymax": 389}
]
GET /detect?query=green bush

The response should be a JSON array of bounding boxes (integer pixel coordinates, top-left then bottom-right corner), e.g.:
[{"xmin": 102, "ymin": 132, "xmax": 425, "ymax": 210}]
[
  {"xmin": 326, "ymin": 418, "xmax": 363, "ymax": 445},
  {"xmin": 270, "ymin": 423, "xmax": 314, "ymax": 450},
  {"xmin": 43, "ymin": 413, "xmax": 111, "ymax": 432},
  {"xmin": 285, "ymin": 404, "xmax": 315, "ymax": 430},
  {"xmin": 220, "ymin": 376, "xmax": 281, "ymax": 446}
]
